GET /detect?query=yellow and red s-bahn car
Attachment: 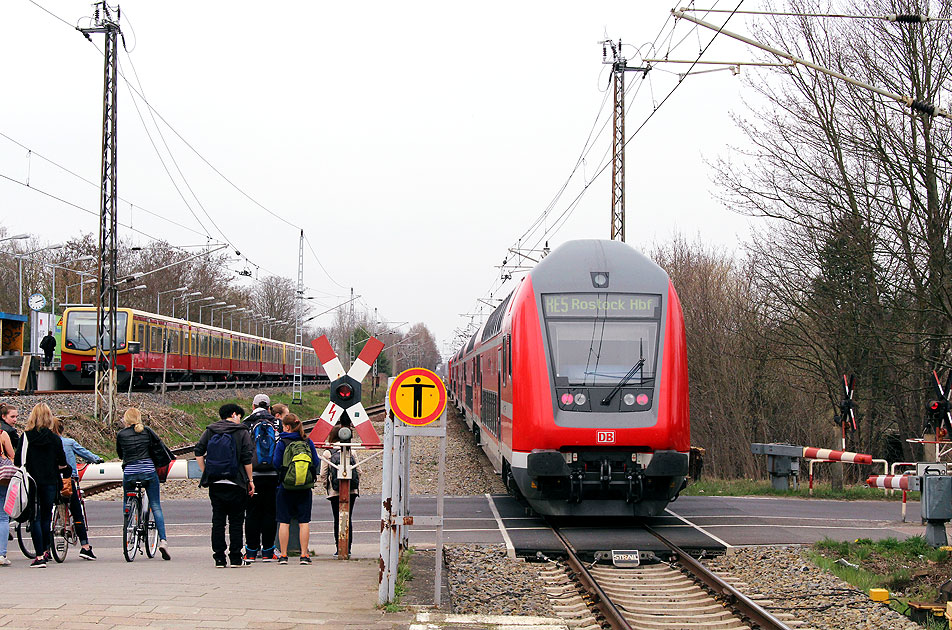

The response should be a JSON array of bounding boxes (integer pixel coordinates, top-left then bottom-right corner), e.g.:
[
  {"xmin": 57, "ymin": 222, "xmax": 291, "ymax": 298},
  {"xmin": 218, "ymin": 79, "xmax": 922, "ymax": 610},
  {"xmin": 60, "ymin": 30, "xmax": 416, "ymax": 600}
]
[{"xmin": 59, "ymin": 307, "xmax": 322, "ymax": 387}]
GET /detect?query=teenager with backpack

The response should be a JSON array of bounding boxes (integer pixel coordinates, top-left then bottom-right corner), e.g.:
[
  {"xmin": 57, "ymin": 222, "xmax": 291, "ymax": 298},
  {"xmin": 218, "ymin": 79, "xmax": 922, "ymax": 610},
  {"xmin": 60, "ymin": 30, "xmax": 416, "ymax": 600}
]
[
  {"xmin": 272, "ymin": 413, "xmax": 318, "ymax": 565},
  {"xmin": 319, "ymin": 417, "xmax": 360, "ymax": 557},
  {"xmin": 54, "ymin": 418, "xmax": 103, "ymax": 560},
  {"xmin": 195, "ymin": 403, "xmax": 254, "ymax": 568},
  {"xmin": 240, "ymin": 394, "xmax": 280, "ymax": 563}
]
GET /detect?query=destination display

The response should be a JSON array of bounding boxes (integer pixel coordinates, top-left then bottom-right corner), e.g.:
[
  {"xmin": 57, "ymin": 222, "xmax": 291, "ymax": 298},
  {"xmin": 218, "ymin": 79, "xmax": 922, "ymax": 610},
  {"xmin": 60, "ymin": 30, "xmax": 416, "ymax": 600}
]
[{"xmin": 542, "ymin": 293, "xmax": 660, "ymax": 318}]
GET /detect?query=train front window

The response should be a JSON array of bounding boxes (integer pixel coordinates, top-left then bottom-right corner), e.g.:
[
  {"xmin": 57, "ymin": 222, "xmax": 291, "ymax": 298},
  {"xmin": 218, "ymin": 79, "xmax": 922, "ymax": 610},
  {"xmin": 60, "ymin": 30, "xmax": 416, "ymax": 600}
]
[
  {"xmin": 543, "ymin": 293, "xmax": 660, "ymax": 387},
  {"xmin": 64, "ymin": 311, "xmax": 128, "ymax": 351}
]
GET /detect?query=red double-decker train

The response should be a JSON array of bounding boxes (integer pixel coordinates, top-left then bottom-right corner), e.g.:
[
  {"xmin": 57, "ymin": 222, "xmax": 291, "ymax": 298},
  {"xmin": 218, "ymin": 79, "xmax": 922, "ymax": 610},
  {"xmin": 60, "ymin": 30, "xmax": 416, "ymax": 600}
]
[
  {"xmin": 59, "ymin": 307, "xmax": 322, "ymax": 387},
  {"xmin": 448, "ymin": 239, "xmax": 690, "ymax": 517}
]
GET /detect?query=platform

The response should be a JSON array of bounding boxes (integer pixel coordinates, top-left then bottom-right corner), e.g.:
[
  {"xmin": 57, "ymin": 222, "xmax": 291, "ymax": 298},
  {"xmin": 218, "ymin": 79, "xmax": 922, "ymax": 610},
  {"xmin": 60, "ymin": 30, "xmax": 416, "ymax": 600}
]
[{"xmin": 0, "ymin": 545, "xmax": 411, "ymax": 629}]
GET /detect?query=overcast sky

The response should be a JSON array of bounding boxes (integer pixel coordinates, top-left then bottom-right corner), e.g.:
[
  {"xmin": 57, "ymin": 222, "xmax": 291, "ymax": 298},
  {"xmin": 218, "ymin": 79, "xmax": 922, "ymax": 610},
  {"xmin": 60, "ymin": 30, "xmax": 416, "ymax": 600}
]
[{"xmin": 2, "ymin": 1, "xmax": 764, "ymax": 355}]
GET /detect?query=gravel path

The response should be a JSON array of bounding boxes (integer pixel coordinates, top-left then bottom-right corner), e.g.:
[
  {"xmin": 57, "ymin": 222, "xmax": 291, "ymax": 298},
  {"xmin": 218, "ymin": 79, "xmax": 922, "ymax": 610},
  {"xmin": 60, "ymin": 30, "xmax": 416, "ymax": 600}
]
[
  {"xmin": 444, "ymin": 545, "xmax": 554, "ymax": 616},
  {"xmin": 707, "ymin": 546, "xmax": 920, "ymax": 630}
]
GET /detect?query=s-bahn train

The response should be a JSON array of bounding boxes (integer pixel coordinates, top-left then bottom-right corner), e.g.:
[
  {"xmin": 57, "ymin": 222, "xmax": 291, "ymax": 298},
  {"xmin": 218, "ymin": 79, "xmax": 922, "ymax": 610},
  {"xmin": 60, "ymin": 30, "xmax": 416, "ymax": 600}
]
[
  {"xmin": 59, "ymin": 307, "xmax": 323, "ymax": 387},
  {"xmin": 448, "ymin": 239, "xmax": 690, "ymax": 517}
]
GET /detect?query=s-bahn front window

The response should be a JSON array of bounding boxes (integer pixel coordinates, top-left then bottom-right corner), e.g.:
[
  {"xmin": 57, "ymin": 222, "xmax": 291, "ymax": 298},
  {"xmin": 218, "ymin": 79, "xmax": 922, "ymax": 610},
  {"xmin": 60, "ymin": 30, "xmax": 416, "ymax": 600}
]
[
  {"xmin": 64, "ymin": 311, "xmax": 128, "ymax": 351},
  {"xmin": 542, "ymin": 293, "xmax": 661, "ymax": 387}
]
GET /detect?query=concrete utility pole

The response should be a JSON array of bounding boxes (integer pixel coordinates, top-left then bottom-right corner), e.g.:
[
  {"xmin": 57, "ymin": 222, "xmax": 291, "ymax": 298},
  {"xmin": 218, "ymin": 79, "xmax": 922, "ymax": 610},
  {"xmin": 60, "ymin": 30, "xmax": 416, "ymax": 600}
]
[
  {"xmin": 292, "ymin": 230, "xmax": 304, "ymax": 404},
  {"xmin": 80, "ymin": 2, "xmax": 121, "ymax": 424},
  {"xmin": 602, "ymin": 39, "xmax": 649, "ymax": 242}
]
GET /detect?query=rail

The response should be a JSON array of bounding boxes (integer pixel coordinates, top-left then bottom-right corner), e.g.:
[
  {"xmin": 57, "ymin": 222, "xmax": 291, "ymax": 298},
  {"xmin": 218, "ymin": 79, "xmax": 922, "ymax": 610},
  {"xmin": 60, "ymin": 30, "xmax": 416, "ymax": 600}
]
[
  {"xmin": 83, "ymin": 402, "xmax": 387, "ymax": 497},
  {"xmin": 549, "ymin": 523, "xmax": 632, "ymax": 630},
  {"xmin": 643, "ymin": 524, "xmax": 793, "ymax": 630}
]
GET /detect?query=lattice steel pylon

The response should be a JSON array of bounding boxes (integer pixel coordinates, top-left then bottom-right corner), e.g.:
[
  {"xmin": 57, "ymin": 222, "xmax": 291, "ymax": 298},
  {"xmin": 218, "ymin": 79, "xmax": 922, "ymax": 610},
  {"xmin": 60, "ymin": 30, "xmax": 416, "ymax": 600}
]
[
  {"xmin": 81, "ymin": 3, "xmax": 121, "ymax": 425},
  {"xmin": 292, "ymin": 229, "xmax": 304, "ymax": 404},
  {"xmin": 602, "ymin": 39, "xmax": 649, "ymax": 242}
]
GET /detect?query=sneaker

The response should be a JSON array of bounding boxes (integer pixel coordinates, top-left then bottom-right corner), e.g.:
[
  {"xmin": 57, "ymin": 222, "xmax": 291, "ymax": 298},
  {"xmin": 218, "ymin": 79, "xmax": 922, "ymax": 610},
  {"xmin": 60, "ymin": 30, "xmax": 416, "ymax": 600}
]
[
  {"xmin": 42, "ymin": 550, "xmax": 52, "ymax": 562},
  {"xmin": 30, "ymin": 557, "xmax": 46, "ymax": 568},
  {"xmin": 299, "ymin": 555, "xmax": 311, "ymax": 565},
  {"xmin": 79, "ymin": 547, "xmax": 97, "ymax": 561},
  {"xmin": 214, "ymin": 558, "xmax": 227, "ymax": 568},
  {"xmin": 0, "ymin": 555, "xmax": 10, "ymax": 566},
  {"xmin": 159, "ymin": 540, "xmax": 171, "ymax": 561},
  {"xmin": 261, "ymin": 548, "xmax": 276, "ymax": 562},
  {"xmin": 243, "ymin": 549, "xmax": 258, "ymax": 563},
  {"xmin": 278, "ymin": 555, "xmax": 288, "ymax": 565}
]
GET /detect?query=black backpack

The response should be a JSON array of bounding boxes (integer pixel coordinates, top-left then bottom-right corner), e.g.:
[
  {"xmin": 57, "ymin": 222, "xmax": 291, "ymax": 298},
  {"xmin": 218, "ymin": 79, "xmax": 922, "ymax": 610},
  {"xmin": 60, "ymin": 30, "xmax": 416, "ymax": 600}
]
[
  {"xmin": 329, "ymin": 449, "xmax": 359, "ymax": 493},
  {"xmin": 204, "ymin": 431, "xmax": 240, "ymax": 482}
]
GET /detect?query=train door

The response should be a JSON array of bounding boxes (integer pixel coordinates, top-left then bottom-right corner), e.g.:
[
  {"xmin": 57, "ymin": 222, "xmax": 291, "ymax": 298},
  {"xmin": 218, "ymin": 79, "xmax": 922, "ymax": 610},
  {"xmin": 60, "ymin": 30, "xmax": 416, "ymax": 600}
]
[{"xmin": 474, "ymin": 354, "xmax": 481, "ymax": 423}]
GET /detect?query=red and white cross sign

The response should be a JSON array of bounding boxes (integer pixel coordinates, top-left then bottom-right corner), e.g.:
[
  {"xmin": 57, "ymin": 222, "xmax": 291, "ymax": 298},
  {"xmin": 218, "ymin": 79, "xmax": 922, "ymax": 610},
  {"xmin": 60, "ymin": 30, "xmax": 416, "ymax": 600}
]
[{"xmin": 307, "ymin": 335, "xmax": 385, "ymax": 446}]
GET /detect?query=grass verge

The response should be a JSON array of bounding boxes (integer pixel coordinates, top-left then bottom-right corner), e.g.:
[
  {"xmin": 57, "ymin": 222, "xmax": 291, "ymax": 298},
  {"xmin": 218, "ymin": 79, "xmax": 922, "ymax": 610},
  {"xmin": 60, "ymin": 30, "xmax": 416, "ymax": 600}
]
[
  {"xmin": 382, "ymin": 547, "xmax": 415, "ymax": 613},
  {"xmin": 683, "ymin": 478, "xmax": 918, "ymax": 501},
  {"xmin": 811, "ymin": 537, "xmax": 951, "ymax": 628}
]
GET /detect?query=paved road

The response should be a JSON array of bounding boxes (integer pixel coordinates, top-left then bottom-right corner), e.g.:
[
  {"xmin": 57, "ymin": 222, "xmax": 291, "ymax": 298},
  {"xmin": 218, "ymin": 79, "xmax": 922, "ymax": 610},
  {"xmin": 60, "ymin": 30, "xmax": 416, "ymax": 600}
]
[{"xmin": 80, "ymin": 493, "xmax": 923, "ymax": 558}]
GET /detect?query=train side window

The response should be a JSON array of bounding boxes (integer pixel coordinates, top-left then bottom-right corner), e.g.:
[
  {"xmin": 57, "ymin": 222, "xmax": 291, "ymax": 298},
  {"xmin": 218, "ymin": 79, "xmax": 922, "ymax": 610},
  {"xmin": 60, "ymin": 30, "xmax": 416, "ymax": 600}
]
[
  {"xmin": 137, "ymin": 324, "xmax": 144, "ymax": 345},
  {"xmin": 151, "ymin": 326, "xmax": 162, "ymax": 353},
  {"xmin": 507, "ymin": 334, "xmax": 512, "ymax": 378}
]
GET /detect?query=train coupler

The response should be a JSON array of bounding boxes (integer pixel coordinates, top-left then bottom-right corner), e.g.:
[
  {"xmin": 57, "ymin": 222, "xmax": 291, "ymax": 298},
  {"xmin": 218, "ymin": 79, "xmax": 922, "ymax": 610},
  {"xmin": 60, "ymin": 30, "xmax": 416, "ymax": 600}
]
[{"xmin": 626, "ymin": 470, "xmax": 644, "ymax": 503}]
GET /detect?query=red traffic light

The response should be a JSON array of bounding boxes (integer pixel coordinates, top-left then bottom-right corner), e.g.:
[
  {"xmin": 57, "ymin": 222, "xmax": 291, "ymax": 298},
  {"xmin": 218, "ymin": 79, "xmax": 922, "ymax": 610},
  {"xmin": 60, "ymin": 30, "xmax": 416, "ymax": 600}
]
[
  {"xmin": 336, "ymin": 383, "xmax": 354, "ymax": 400},
  {"xmin": 932, "ymin": 401, "xmax": 941, "ymax": 411}
]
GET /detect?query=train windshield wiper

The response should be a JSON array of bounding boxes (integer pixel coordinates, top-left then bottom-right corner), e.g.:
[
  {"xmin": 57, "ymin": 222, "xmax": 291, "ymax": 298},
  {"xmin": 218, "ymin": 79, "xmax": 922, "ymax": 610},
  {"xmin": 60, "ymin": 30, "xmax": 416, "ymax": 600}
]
[{"xmin": 600, "ymin": 357, "xmax": 645, "ymax": 406}]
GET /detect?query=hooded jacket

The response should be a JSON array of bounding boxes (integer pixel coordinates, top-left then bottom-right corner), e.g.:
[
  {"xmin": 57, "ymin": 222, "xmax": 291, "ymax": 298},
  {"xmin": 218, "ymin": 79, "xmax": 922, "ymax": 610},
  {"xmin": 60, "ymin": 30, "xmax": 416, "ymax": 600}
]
[
  {"xmin": 15, "ymin": 427, "xmax": 68, "ymax": 485},
  {"xmin": 194, "ymin": 419, "xmax": 253, "ymax": 489}
]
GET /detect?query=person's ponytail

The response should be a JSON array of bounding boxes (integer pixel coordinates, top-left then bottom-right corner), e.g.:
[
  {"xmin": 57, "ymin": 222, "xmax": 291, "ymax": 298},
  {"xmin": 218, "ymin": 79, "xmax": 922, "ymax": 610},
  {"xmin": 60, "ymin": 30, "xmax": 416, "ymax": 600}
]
[
  {"xmin": 283, "ymin": 413, "xmax": 305, "ymax": 439},
  {"xmin": 124, "ymin": 408, "xmax": 144, "ymax": 433}
]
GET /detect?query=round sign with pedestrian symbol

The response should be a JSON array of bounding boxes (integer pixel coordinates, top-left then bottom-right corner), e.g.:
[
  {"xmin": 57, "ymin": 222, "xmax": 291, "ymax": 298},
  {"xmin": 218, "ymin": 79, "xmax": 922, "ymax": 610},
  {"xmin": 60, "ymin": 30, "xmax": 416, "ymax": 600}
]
[{"xmin": 389, "ymin": 368, "xmax": 446, "ymax": 426}]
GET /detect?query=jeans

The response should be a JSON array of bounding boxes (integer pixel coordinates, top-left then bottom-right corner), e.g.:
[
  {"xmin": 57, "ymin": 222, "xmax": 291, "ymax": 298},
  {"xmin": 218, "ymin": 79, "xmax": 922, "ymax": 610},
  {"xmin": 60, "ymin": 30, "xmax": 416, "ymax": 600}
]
[
  {"xmin": 329, "ymin": 495, "xmax": 356, "ymax": 553},
  {"xmin": 209, "ymin": 483, "xmax": 247, "ymax": 564},
  {"xmin": 123, "ymin": 471, "xmax": 167, "ymax": 540},
  {"xmin": 0, "ymin": 484, "xmax": 8, "ymax": 556},
  {"xmin": 245, "ymin": 475, "xmax": 277, "ymax": 553},
  {"xmin": 31, "ymin": 483, "xmax": 57, "ymax": 555}
]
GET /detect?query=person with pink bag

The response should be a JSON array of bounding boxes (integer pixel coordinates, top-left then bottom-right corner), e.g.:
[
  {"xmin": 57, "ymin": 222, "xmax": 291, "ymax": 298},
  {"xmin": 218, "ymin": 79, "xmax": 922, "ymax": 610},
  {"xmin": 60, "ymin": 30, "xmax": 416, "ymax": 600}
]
[{"xmin": 0, "ymin": 423, "xmax": 16, "ymax": 566}]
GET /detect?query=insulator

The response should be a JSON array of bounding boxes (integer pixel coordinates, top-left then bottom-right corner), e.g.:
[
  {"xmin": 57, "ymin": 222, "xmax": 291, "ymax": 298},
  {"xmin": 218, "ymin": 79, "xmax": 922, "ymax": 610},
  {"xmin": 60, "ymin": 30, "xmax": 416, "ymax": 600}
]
[
  {"xmin": 911, "ymin": 100, "xmax": 936, "ymax": 116},
  {"xmin": 889, "ymin": 14, "xmax": 925, "ymax": 23}
]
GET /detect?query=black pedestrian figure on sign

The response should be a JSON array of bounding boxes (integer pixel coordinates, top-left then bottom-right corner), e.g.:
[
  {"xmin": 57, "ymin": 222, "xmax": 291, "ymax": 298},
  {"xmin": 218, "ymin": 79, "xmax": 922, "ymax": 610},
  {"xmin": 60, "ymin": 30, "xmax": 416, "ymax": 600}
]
[{"xmin": 401, "ymin": 377, "xmax": 435, "ymax": 418}]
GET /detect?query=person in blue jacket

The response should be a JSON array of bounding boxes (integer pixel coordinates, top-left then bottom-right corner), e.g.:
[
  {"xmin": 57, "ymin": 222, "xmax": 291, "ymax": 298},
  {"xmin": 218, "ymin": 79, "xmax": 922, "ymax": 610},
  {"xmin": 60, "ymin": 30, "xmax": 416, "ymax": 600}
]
[
  {"xmin": 54, "ymin": 417, "xmax": 103, "ymax": 560},
  {"xmin": 272, "ymin": 413, "xmax": 318, "ymax": 565}
]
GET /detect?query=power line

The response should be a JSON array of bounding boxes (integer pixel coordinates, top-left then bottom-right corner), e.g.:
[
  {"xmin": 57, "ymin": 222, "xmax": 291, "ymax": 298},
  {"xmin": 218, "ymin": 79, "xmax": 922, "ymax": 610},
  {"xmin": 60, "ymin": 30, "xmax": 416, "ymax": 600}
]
[
  {"xmin": 24, "ymin": 0, "xmax": 74, "ymax": 28},
  {"xmin": 303, "ymin": 234, "xmax": 348, "ymax": 290},
  {"xmin": 677, "ymin": 7, "xmax": 949, "ymax": 22},
  {"xmin": 0, "ymin": 131, "xmax": 216, "ymax": 239}
]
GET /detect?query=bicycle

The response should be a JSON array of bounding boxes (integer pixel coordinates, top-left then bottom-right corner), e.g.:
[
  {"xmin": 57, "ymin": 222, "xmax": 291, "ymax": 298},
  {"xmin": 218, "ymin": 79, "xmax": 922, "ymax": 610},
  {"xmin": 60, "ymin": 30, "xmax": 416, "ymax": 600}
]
[
  {"xmin": 123, "ymin": 480, "xmax": 159, "ymax": 562},
  {"xmin": 16, "ymin": 484, "xmax": 82, "ymax": 562}
]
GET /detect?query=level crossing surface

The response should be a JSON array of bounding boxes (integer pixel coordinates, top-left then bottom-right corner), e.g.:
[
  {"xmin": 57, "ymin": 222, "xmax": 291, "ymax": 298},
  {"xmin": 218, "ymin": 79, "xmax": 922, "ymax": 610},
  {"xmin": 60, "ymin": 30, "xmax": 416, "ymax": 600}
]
[{"xmin": 71, "ymin": 493, "xmax": 924, "ymax": 554}]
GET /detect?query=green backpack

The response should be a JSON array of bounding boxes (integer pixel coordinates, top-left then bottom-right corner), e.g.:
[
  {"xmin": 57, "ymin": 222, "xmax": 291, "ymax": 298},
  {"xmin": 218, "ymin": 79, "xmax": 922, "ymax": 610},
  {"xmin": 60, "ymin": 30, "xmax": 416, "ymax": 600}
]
[{"xmin": 281, "ymin": 438, "xmax": 315, "ymax": 490}]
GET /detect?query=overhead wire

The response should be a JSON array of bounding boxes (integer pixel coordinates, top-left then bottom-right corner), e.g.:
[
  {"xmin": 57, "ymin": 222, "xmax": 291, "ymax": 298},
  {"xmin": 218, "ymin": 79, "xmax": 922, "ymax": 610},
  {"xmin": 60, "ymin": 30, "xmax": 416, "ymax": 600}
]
[{"xmin": 0, "ymin": 131, "xmax": 210, "ymax": 239}]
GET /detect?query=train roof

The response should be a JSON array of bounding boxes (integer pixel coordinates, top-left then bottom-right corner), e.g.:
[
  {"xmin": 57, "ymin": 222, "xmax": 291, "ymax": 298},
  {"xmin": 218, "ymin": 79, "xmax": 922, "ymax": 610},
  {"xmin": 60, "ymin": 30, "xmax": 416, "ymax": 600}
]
[{"xmin": 63, "ymin": 306, "xmax": 313, "ymax": 351}]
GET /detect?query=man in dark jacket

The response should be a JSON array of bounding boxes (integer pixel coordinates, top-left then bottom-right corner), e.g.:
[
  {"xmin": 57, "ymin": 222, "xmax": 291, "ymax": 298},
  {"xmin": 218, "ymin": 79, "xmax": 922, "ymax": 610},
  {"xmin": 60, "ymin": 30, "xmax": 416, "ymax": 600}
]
[
  {"xmin": 241, "ymin": 393, "xmax": 280, "ymax": 562},
  {"xmin": 195, "ymin": 403, "xmax": 254, "ymax": 568},
  {"xmin": 39, "ymin": 332, "xmax": 56, "ymax": 367}
]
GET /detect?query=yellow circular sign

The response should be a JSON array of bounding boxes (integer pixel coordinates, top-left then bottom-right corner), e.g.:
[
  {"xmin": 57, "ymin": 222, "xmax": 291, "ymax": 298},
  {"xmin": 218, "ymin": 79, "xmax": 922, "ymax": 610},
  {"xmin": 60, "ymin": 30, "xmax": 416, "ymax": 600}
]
[{"xmin": 389, "ymin": 368, "xmax": 447, "ymax": 426}]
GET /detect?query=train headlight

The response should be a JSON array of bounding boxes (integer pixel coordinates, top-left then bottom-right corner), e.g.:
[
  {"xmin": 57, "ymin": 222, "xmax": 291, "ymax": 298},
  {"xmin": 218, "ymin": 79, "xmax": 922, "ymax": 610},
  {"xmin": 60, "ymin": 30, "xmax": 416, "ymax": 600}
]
[
  {"xmin": 623, "ymin": 393, "xmax": 635, "ymax": 406},
  {"xmin": 575, "ymin": 393, "xmax": 587, "ymax": 405},
  {"xmin": 636, "ymin": 393, "xmax": 649, "ymax": 406},
  {"xmin": 561, "ymin": 393, "xmax": 574, "ymax": 405}
]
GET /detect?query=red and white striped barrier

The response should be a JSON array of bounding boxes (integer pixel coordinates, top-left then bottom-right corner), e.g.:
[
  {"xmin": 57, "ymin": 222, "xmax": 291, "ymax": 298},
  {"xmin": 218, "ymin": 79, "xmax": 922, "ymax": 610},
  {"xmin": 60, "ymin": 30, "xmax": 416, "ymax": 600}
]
[
  {"xmin": 866, "ymin": 474, "xmax": 920, "ymax": 491},
  {"xmin": 803, "ymin": 447, "xmax": 872, "ymax": 465},
  {"xmin": 76, "ymin": 459, "xmax": 199, "ymax": 483}
]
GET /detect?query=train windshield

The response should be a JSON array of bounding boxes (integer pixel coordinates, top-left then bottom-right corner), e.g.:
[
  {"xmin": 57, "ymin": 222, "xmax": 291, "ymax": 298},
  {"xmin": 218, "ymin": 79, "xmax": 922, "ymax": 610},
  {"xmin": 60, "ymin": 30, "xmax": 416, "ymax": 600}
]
[
  {"xmin": 543, "ymin": 293, "xmax": 660, "ymax": 387},
  {"xmin": 64, "ymin": 311, "xmax": 128, "ymax": 351}
]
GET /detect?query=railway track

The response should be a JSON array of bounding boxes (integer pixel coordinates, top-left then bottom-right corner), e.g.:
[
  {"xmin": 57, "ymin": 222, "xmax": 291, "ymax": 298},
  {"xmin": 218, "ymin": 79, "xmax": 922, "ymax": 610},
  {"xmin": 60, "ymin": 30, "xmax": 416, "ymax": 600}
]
[
  {"xmin": 541, "ymin": 522, "xmax": 801, "ymax": 630},
  {"xmin": 83, "ymin": 402, "xmax": 387, "ymax": 497}
]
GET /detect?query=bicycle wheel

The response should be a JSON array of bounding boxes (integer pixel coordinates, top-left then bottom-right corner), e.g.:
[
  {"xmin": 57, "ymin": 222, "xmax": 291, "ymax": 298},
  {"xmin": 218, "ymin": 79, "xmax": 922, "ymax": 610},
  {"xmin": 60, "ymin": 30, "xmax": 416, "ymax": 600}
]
[
  {"xmin": 144, "ymin": 507, "xmax": 159, "ymax": 558},
  {"xmin": 123, "ymin": 496, "xmax": 141, "ymax": 562},
  {"xmin": 16, "ymin": 521, "xmax": 36, "ymax": 559},
  {"xmin": 50, "ymin": 504, "xmax": 69, "ymax": 563}
]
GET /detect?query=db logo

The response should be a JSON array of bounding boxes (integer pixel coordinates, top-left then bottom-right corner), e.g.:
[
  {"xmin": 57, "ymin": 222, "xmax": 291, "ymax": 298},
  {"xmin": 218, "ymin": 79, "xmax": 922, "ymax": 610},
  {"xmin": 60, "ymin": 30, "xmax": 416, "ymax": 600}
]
[{"xmin": 596, "ymin": 430, "xmax": 615, "ymax": 444}]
